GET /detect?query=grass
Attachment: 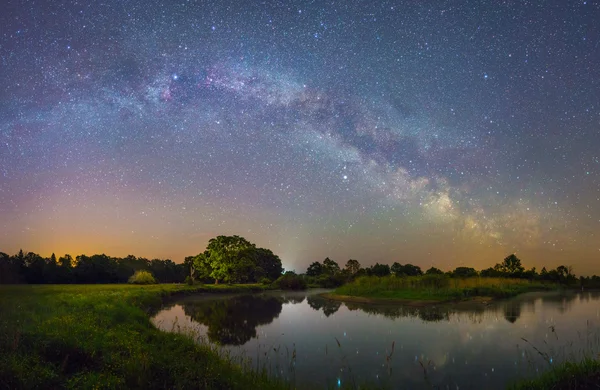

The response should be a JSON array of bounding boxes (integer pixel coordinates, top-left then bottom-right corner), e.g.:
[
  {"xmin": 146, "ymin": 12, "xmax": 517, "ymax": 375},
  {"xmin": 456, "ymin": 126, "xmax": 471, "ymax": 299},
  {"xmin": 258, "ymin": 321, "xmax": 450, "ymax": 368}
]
[
  {"xmin": 0, "ymin": 283, "xmax": 285, "ymax": 389},
  {"xmin": 511, "ymin": 358, "xmax": 600, "ymax": 389},
  {"xmin": 333, "ymin": 275, "xmax": 556, "ymax": 302}
]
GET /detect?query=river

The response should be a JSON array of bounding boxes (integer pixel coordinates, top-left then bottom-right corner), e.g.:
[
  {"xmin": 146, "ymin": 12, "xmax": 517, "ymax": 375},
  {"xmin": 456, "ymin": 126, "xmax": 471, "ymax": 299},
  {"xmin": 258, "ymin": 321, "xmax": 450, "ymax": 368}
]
[{"xmin": 152, "ymin": 289, "xmax": 600, "ymax": 389}]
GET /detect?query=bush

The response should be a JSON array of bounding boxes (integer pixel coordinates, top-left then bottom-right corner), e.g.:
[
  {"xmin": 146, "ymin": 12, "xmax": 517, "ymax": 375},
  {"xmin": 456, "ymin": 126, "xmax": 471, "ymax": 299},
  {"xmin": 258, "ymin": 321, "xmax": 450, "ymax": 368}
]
[
  {"xmin": 128, "ymin": 270, "xmax": 157, "ymax": 284},
  {"xmin": 274, "ymin": 274, "xmax": 307, "ymax": 290},
  {"xmin": 184, "ymin": 276, "xmax": 195, "ymax": 285},
  {"xmin": 259, "ymin": 277, "xmax": 272, "ymax": 285}
]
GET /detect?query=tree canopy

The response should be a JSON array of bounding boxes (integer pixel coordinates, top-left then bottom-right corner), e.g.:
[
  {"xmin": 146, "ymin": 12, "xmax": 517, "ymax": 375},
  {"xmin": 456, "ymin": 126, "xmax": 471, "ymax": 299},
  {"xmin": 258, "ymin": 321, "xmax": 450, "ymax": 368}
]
[{"xmin": 192, "ymin": 235, "xmax": 283, "ymax": 284}]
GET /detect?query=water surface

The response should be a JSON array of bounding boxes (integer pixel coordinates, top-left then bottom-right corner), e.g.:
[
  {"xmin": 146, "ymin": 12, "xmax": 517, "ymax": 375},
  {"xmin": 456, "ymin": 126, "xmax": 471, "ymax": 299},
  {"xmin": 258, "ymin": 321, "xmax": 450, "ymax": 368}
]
[{"xmin": 152, "ymin": 290, "xmax": 600, "ymax": 389}]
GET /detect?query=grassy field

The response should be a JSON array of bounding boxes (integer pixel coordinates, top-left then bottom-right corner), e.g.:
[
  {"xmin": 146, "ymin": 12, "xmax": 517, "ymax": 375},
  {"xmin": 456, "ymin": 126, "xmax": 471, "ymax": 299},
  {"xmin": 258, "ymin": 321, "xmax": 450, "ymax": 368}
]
[
  {"xmin": 511, "ymin": 358, "xmax": 600, "ymax": 389},
  {"xmin": 0, "ymin": 283, "xmax": 285, "ymax": 389},
  {"xmin": 333, "ymin": 275, "xmax": 556, "ymax": 302}
]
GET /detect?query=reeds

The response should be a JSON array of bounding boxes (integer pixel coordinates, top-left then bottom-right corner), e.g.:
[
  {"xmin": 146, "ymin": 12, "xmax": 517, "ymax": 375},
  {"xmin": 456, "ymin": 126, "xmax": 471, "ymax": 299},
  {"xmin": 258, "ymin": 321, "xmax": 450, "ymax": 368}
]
[{"xmin": 335, "ymin": 275, "xmax": 555, "ymax": 301}]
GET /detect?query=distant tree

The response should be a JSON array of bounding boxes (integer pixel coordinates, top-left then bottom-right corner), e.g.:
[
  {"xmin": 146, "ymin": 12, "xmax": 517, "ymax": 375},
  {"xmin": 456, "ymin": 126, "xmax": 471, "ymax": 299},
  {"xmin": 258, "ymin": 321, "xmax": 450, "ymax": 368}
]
[
  {"xmin": 480, "ymin": 267, "xmax": 501, "ymax": 278},
  {"xmin": 0, "ymin": 252, "xmax": 20, "ymax": 284},
  {"xmin": 500, "ymin": 254, "xmax": 524, "ymax": 276},
  {"xmin": 425, "ymin": 267, "xmax": 444, "ymax": 275},
  {"xmin": 322, "ymin": 258, "xmax": 340, "ymax": 275},
  {"xmin": 370, "ymin": 263, "xmax": 391, "ymax": 277},
  {"xmin": 391, "ymin": 262, "xmax": 403, "ymax": 276},
  {"xmin": 183, "ymin": 256, "xmax": 196, "ymax": 280},
  {"xmin": 306, "ymin": 261, "xmax": 323, "ymax": 277},
  {"xmin": 452, "ymin": 267, "xmax": 478, "ymax": 278},
  {"xmin": 345, "ymin": 259, "xmax": 361, "ymax": 275},
  {"xmin": 402, "ymin": 264, "xmax": 423, "ymax": 276},
  {"xmin": 522, "ymin": 267, "xmax": 538, "ymax": 281}
]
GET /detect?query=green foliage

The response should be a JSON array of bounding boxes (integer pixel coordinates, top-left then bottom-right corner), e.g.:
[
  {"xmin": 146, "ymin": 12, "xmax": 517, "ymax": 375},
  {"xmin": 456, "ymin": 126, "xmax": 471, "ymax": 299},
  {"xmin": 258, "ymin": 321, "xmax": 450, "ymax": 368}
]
[
  {"xmin": 510, "ymin": 358, "xmax": 600, "ymax": 390},
  {"xmin": 335, "ymin": 275, "xmax": 556, "ymax": 302},
  {"xmin": 322, "ymin": 257, "xmax": 340, "ymax": 275},
  {"xmin": 306, "ymin": 261, "xmax": 323, "ymax": 277},
  {"xmin": 274, "ymin": 273, "xmax": 307, "ymax": 290},
  {"xmin": 128, "ymin": 270, "xmax": 157, "ymax": 284},
  {"xmin": 192, "ymin": 235, "xmax": 283, "ymax": 284},
  {"xmin": 0, "ymin": 284, "xmax": 282, "ymax": 389}
]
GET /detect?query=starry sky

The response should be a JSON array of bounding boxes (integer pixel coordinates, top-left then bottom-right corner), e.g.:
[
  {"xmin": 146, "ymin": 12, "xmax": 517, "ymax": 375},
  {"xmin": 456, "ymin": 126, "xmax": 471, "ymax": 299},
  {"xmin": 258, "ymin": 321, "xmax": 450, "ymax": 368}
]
[{"xmin": 1, "ymin": 0, "xmax": 599, "ymax": 274}]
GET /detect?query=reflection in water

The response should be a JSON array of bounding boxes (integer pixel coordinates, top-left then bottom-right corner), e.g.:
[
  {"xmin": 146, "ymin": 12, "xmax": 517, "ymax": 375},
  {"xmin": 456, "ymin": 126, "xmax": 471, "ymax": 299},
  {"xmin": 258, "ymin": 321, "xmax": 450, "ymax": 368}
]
[
  {"xmin": 182, "ymin": 295, "xmax": 283, "ymax": 345},
  {"xmin": 153, "ymin": 291, "xmax": 600, "ymax": 390},
  {"xmin": 307, "ymin": 295, "xmax": 341, "ymax": 317},
  {"xmin": 503, "ymin": 301, "xmax": 522, "ymax": 323}
]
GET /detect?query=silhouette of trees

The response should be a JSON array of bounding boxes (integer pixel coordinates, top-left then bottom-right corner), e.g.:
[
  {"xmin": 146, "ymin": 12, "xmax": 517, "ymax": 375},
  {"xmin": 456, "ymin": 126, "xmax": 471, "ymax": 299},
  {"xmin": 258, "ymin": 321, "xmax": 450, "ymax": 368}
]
[
  {"xmin": 306, "ymin": 261, "xmax": 323, "ymax": 277},
  {"xmin": 0, "ymin": 250, "xmax": 188, "ymax": 284},
  {"xmin": 345, "ymin": 259, "xmax": 361, "ymax": 275},
  {"xmin": 367, "ymin": 263, "xmax": 391, "ymax": 276},
  {"xmin": 391, "ymin": 263, "xmax": 423, "ymax": 276},
  {"xmin": 425, "ymin": 267, "xmax": 444, "ymax": 275},
  {"xmin": 452, "ymin": 267, "xmax": 478, "ymax": 278},
  {"xmin": 322, "ymin": 257, "xmax": 340, "ymax": 275}
]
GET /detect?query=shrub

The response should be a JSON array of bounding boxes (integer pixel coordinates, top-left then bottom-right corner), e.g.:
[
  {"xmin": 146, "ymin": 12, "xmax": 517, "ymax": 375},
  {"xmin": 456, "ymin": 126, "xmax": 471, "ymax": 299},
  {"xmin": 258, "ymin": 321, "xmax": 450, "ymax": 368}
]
[
  {"xmin": 184, "ymin": 276, "xmax": 195, "ymax": 285},
  {"xmin": 274, "ymin": 273, "xmax": 307, "ymax": 290},
  {"xmin": 128, "ymin": 270, "xmax": 157, "ymax": 284},
  {"xmin": 259, "ymin": 277, "xmax": 272, "ymax": 285}
]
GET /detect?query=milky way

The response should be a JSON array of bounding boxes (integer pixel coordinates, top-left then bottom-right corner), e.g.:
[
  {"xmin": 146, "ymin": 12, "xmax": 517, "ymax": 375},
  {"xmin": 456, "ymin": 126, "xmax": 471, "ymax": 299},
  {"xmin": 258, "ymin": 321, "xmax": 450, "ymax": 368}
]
[{"xmin": 1, "ymin": 0, "xmax": 599, "ymax": 272}]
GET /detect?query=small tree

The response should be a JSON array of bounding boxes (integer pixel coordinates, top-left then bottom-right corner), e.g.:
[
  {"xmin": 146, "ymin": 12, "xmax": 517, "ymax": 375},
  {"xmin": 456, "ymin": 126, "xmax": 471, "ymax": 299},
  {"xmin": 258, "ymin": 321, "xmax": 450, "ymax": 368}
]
[{"xmin": 128, "ymin": 270, "xmax": 157, "ymax": 284}]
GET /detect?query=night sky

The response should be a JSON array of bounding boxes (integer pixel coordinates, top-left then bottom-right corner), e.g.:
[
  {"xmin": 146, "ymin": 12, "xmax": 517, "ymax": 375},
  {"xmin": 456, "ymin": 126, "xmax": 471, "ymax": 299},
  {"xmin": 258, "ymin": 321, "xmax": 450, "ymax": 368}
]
[{"xmin": 1, "ymin": 0, "xmax": 599, "ymax": 274}]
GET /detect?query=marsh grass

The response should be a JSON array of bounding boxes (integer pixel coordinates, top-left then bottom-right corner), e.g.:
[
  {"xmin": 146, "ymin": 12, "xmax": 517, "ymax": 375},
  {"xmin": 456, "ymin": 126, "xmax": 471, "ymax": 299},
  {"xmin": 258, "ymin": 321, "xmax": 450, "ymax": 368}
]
[
  {"xmin": 512, "ymin": 320, "xmax": 600, "ymax": 389},
  {"xmin": 335, "ymin": 275, "xmax": 556, "ymax": 301},
  {"xmin": 0, "ymin": 283, "xmax": 284, "ymax": 389}
]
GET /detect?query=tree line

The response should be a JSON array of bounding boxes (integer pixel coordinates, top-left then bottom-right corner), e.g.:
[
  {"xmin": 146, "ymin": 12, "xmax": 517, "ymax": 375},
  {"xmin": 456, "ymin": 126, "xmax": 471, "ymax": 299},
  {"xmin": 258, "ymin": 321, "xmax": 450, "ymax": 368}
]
[
  {"xmin": 303, "ymin": 254, "xmax": 600, "ymax": 287},
  {"xmin": 3, "ymin": 236, "xmax": 600, "ymax": 288},
  {"xmin": 0, "ymin": 250, "xmax": 189, "ymax": 284}
]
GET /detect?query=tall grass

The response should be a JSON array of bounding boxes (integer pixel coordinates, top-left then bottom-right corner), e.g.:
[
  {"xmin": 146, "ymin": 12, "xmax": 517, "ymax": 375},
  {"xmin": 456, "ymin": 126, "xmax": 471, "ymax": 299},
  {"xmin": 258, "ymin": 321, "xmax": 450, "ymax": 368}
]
[
  {"xmin": 334, "ymin": 275, "xmax": 555, "ymax": 301},
  {"xmin": 0, "ymin": 284, "xmax": 284, "ymax": 389}
]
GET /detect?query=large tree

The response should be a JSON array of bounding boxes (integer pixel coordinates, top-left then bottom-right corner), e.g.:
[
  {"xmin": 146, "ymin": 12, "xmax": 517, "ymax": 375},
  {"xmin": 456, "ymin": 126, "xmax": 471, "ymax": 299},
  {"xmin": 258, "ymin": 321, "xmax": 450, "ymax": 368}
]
[{"xmin": 192, "ymin": 235, "xmax": 282, "ymax": 284}]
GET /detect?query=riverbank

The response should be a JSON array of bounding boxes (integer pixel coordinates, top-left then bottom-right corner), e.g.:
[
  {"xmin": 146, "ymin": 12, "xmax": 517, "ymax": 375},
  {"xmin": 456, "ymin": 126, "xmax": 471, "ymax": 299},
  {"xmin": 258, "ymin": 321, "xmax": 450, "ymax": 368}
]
[
  {"xmin": 327, "ymin": 275, "xmax": 557, "ymax": 305},
  {"xmin": 0, "ymin": 284, "xmax": 283, "ymax": 389}
]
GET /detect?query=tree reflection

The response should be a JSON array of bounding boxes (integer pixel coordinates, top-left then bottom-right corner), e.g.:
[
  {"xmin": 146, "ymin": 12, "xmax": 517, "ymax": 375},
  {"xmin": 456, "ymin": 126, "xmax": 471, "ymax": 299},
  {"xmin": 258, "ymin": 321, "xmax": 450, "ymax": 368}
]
[
  {"xmin": 281, "ymin": 294, "xmax": 306, "ymax": 304},
  {"xmin": 503, "ymin": 302, "xmax": 522, "ymax": 323},
  {"xmin": 307, "ymin": 296, "xmax": 342, "ymax": 317},
  {"xmin": 182, "ymin": 295, "xmax": 283, "ymax": 345},
  {"xmin": 343, "ymin": 303, "xmax": 451, "ymax": 322}
]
